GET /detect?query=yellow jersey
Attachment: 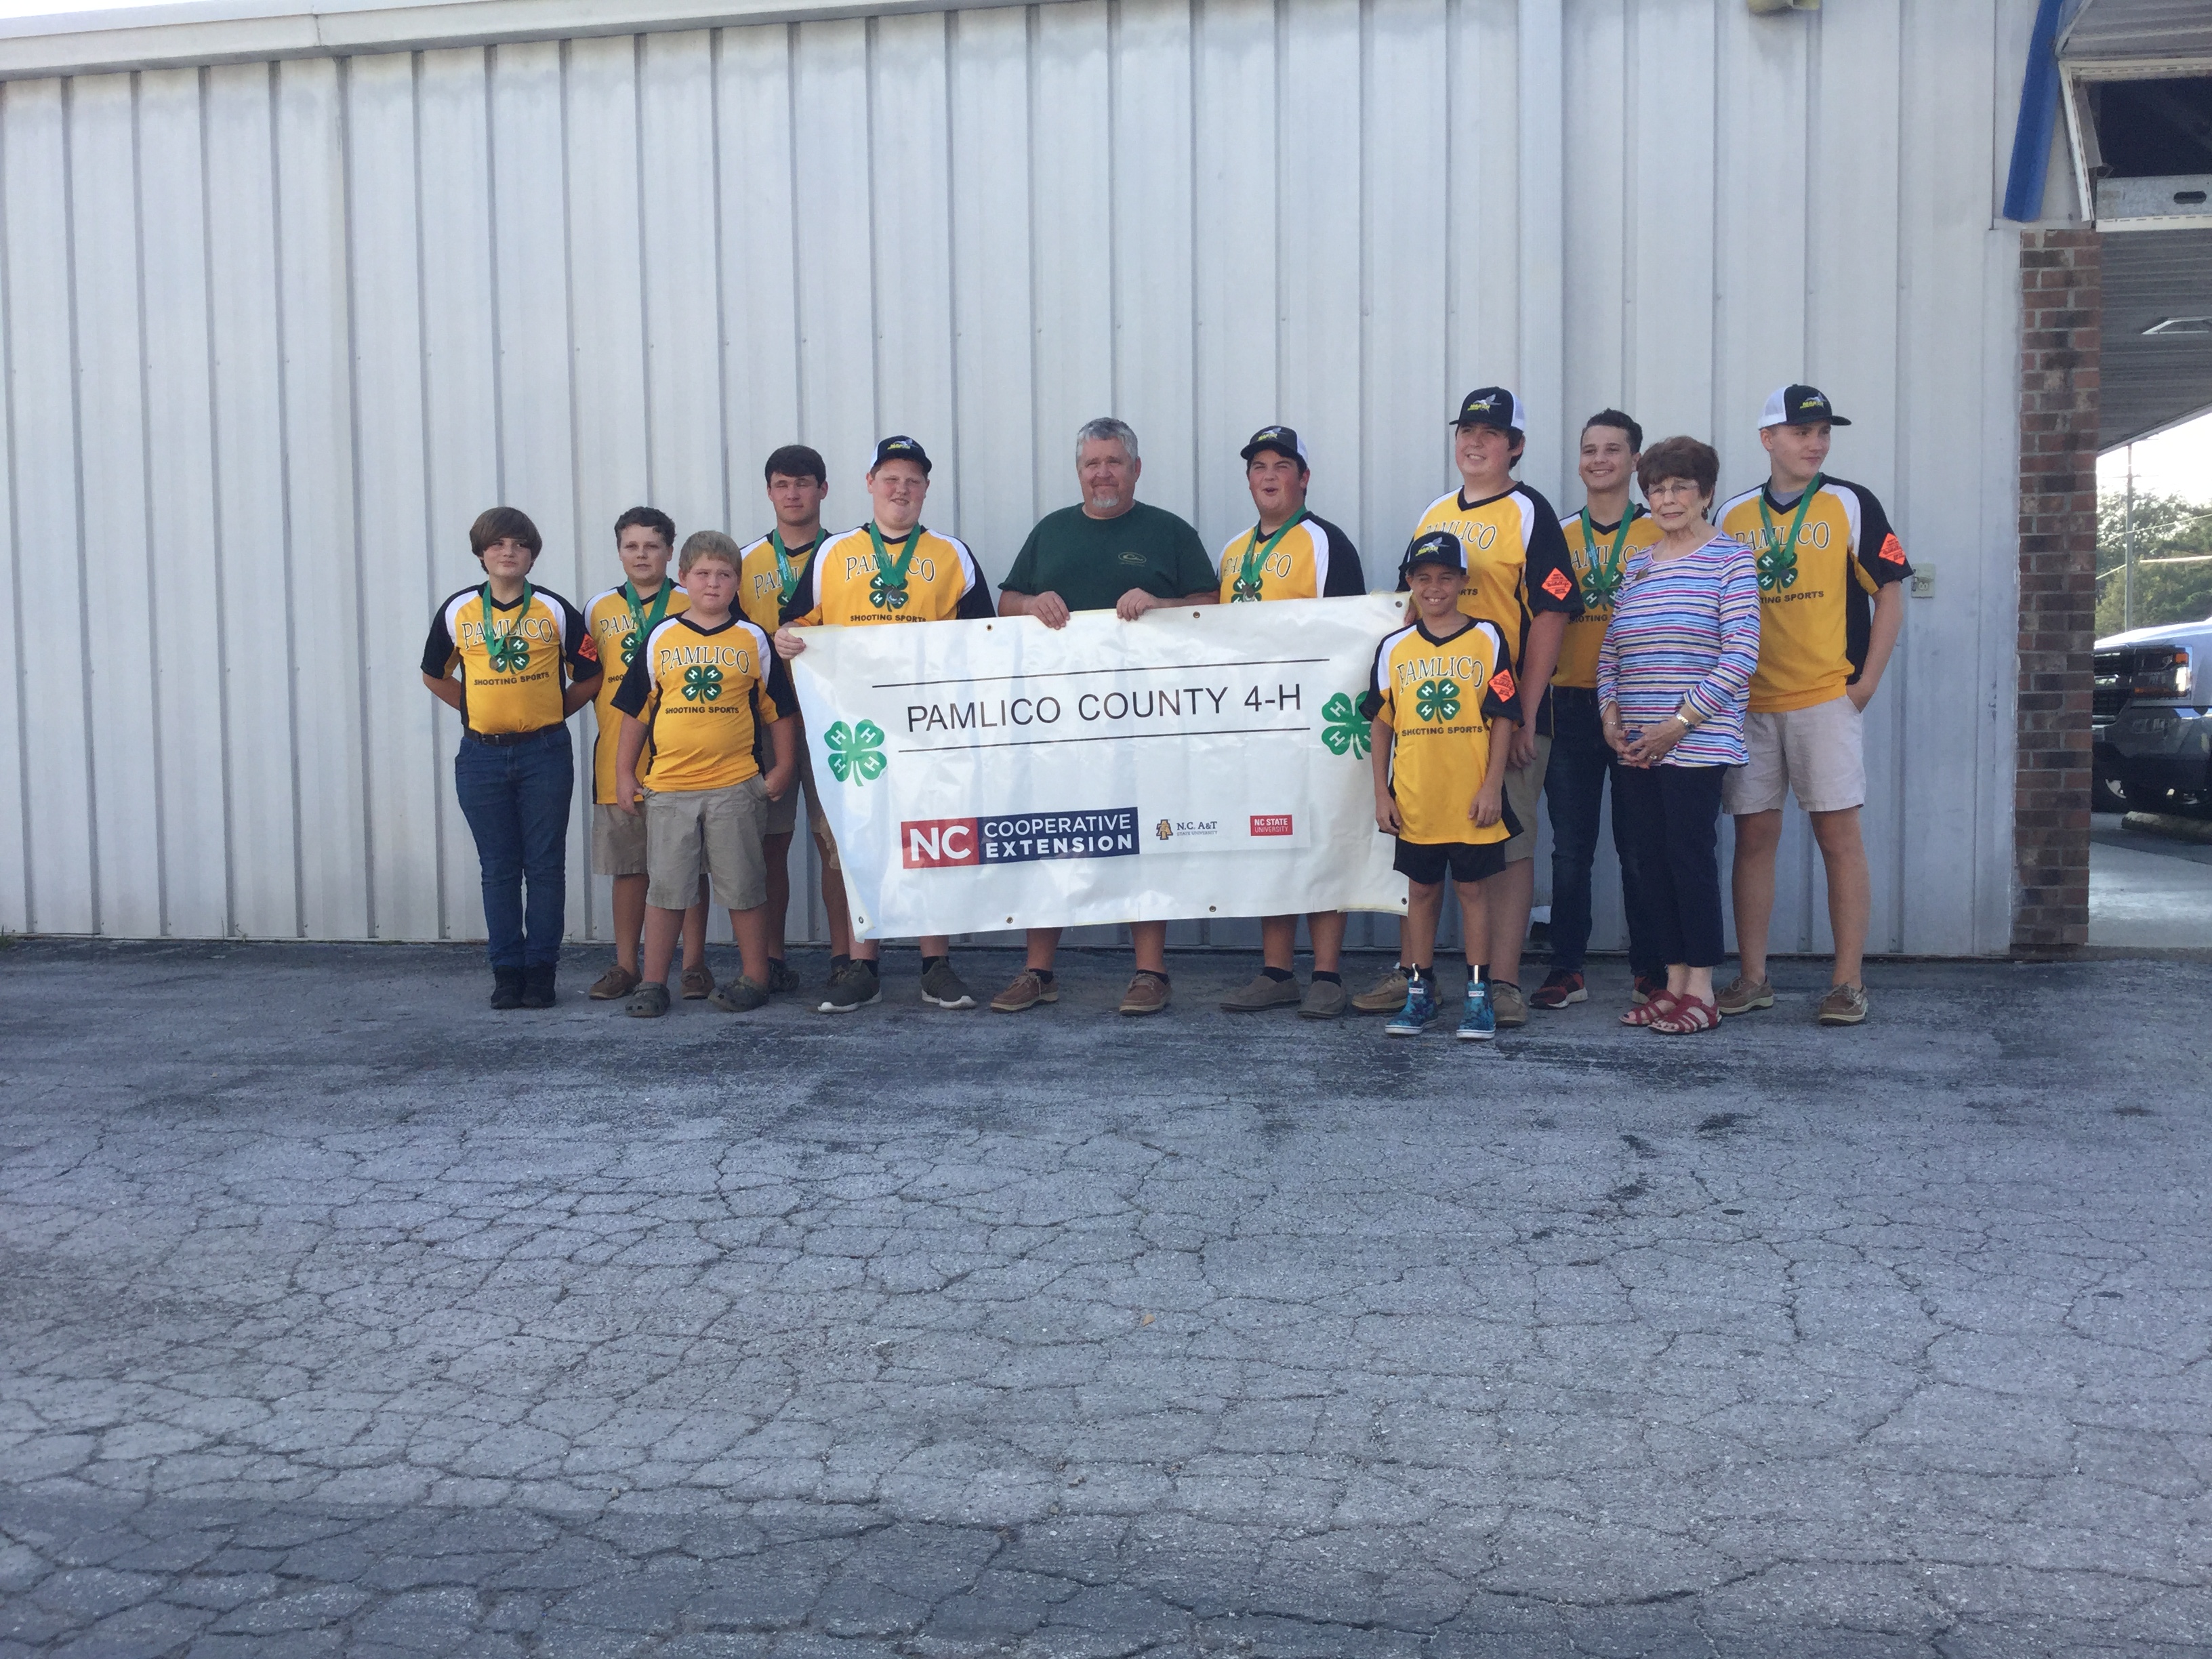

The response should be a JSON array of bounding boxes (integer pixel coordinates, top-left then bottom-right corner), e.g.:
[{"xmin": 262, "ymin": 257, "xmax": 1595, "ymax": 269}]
[
  {"xmin": 788, "ymin": 525, "xmax": 994, "ymax": 629},
  {"xmin": 737, "ymin": 531, "xmax": 821, "ymax": 638},
  {"xmin": 421, "ymin": 584, "xmax": 597, "ymax": 737},
  {"xmin": 1401, "ymin": 483, "xmax": 1578, "ymax": 730},
  {"xmin": 1215, "ymin": 512, "xmax": 1367, "ymax": 603},
  {"xmin": 1555, "ymin": 505, "xmax": 1662, "ymax": 691},
  {"xmin": 1713, "ymin": 475, "xmax": 1909, "ymax": 713},
  {"xmin": 609, "ymin": 613, "xmax": 794, "ymax": 793},
  {"xmin": 1359, "ymin": 617, "xmax": 1523, "ymax": 846},
  {"xmin": 583, "ymin": 581, "xmax": 691, "ymax": 803}
]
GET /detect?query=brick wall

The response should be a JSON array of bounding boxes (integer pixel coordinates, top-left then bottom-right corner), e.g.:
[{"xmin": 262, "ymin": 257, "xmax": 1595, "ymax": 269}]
[{"xmin": 2013, "ymin": 228, "xmax": 2100, "ymax": 951}]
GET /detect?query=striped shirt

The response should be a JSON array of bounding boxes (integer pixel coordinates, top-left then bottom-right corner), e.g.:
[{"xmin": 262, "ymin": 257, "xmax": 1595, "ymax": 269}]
[{"xmin": 1596, "ymin": 533, "xmax": 1760, "ymax": 768}]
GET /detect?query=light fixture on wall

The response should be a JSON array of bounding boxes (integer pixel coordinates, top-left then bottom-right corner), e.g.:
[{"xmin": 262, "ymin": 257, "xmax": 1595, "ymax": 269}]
[{"xmin": 1746, "ymin": 0, "xmax": 1819, "ymax": 12}]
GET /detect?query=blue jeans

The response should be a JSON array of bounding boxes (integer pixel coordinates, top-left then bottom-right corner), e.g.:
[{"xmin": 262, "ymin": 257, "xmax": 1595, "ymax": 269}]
[
  {"xmin": 1546, "ymin": 689, "xmax": 1658, "ymax": 977},
  {"xmin": 453, "ymin": 726, "xmax": 574, "ymax": 970}
]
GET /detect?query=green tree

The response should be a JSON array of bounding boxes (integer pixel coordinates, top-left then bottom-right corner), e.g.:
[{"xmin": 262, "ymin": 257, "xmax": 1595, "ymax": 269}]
[{"xmin": 2096, "ymin": 490, "xmax": 2212, "ymax": 638}]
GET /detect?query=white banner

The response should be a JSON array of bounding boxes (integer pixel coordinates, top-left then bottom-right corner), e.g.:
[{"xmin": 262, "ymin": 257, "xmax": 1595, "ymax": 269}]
[{"xmin": 790, "ymin": 594, "xmax": 1416, "ymax": 939}]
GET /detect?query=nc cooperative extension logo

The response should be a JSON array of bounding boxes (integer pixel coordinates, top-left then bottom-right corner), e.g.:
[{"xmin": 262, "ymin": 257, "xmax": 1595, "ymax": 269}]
[{"xmin": 902, "ymin": 808, "xmax": 1141, "ymax": 869}]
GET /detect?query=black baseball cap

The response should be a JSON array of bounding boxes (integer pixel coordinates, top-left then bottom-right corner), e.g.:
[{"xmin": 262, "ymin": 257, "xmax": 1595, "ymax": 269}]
[
  {"xmin": 1760, "ymin": 384, "xmax": 1851, "ymax": 429},
  {"xmin": 1240, "ymin": 425, "xmax": 1310, "ymax": 469},
  {"xmin": 870, "ymin": 434, "xmax": 933, "ymax": 473},
  {"xmin": 1451, "ymin": 387, "xmax": 1526, "ymax": 433},
  {"xmin": 1401, "ymin": 529, "xmax": 1467, "ymax": 574}
]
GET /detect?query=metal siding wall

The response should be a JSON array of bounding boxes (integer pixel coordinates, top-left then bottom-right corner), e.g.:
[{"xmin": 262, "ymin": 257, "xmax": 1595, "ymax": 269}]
[{"xmin": 0, "ymin": 0, "xmax": 2026, "ymax": 956}]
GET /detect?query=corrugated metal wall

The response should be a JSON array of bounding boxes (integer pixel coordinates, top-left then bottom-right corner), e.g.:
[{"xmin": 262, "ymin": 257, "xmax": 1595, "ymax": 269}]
[{"xmin": 0, "ymin": 0, "xmax": 2028, "ymax": 954}]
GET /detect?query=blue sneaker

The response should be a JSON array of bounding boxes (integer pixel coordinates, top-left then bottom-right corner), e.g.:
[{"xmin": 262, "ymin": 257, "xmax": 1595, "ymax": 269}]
[
  {"xmin": 1385, "ymin": 979, "xmax": 1437, "ymax": 1036},
  {"xmin": 1457, "ymin": 981, "xmax": 1496, "ymax": 1041}
]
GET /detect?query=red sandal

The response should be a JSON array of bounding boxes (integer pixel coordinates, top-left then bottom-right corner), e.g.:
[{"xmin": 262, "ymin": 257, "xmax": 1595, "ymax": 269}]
[
  {"xmin": 1620, "ymin": 989, "xmax": 1679, "ymax": 1027},
  {"xmin": 1651, "ymin": 994, "xmax": 1719, "ymax": 1034}
]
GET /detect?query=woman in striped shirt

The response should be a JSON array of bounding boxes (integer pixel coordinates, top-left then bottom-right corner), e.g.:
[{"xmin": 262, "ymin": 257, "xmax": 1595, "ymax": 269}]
[{"xmin": 1597, "ymin": 436, "xmax": 1760, "ymax": 1034}]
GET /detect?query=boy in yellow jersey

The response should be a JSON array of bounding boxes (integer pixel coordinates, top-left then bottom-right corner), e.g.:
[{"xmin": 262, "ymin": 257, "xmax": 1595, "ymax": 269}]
[
  {"xmin": 1534, "ymin": 411, "xmax": 1666, "ymax": 1012},
  {"xmin": 1361, "ymin": 530, "xmax": 1521, "ymax": 1040},
  {"xmin": 611, "ymin": 531, "xmax": 798, "ymax": 1018},
  {"xmin": 736, "ymin": 445, "xmax": 855, "ymax": 995},
  {"xmin": 1355, "ymin": 388, "xmax": 1578, "ymax": 1028},
  {"xmin": 1713, "ymin": 385, "xmax": 1909, "ymax": 1027},
  {"xmin": 582, "ymin": 508, "xmax": 711, "ymax": 1003},
  {"xmin": 420, "ymin": 507, "xmax": 602, "ymax": 1010},
  {"xmin": 774, "ymin": 435, "xmax": 994, "ymax": 1014},
  {"xmin": 1212, "ymin": 426, "xmax": 1368, "ymax": 1019}
]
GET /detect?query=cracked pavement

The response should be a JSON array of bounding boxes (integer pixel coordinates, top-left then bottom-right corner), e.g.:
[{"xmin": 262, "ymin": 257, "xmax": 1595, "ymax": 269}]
[{"xmin": 1, "ymin": 939, "xmax": 2207, "ymax": 1658}]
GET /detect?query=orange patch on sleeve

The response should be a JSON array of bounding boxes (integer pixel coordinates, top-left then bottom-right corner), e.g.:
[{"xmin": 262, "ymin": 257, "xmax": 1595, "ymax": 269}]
[
  {"xmin": 576, "ymin": 632, "xmax": 599, "ymax": 661},
  {"xmin": 1540, "ymin": 567, "xmax": 1573, "ymax": 601},
  {"xmin": 1877, "ymin": 533, "xmax": 1906, "ymax": 565},
  {"xmin": 1488, "ymin": 670, "xmax": 1517, "ymax": 702}
]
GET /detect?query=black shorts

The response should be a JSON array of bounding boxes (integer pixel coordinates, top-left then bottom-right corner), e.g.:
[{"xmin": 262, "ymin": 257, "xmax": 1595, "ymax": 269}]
[{"xmin": 1393, "ymin": 838, "xmax": 1509, "ymax": 886}]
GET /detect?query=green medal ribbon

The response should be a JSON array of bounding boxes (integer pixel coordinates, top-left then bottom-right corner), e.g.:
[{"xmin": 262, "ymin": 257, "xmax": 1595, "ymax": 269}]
[
  {"xmin": 1231, "ymin": 508, "xmax": 1307, "ymax": 602},
  {"xmin": 618, "ymin": 578, "xmax": 674, "ymax": 668},
  {"xmin": 771, "ymin": 531, "xmax": 817, "ymax": 607},
  {"xmin": 1576, "ymin": 508, "xmax": 1635, "ymax": 610},
  {"xmin": 1754, "ymin": 474, "xmax": 1821, "ymax": 594},
  {"xmin": 480, "ymin": 581, "xmax": 535, "ymax": 674},
  {"xmin": 866, "ymin": 522, "xmax": 922, "ymax": 612}
]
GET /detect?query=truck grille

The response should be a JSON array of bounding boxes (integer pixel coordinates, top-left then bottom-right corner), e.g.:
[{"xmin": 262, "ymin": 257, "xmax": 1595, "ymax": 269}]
[{"xmin": 2094, "ymin": 649, "xmax": 2131, "ymax": 718}]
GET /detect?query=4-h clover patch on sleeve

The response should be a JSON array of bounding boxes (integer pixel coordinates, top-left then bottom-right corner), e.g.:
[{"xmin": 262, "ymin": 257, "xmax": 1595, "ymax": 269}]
[{"xmin": 824, "ymin": 720, "xmax": 887, "ymax": 783}]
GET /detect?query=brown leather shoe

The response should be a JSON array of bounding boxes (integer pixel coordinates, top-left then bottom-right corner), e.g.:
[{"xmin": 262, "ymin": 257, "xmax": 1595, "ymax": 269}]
[
  {"xmin": 588, "ymin": 964, "xmax": 640, "ymax": 1000},
  {"xmin": 1817, "ymin": 982, "xmax": 1869, "ymax": 1026},
  {"xmin": 1717, "ymin": 975, "xmax": 1774, "ymax": 1017},
  {"xmin": 680, "ymin": 964, "xmax": 715, "ymax": 1000},
  {"xmin": 1118, "ymin": 970, "xmax": 1171, "ymax": 1016},
  {"xmin": 991, "ymin": 970, "xmax": 1059, "ymax": 1013}
]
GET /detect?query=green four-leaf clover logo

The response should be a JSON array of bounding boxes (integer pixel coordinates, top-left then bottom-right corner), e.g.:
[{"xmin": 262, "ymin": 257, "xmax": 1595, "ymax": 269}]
[
  {"xmin": 1757, "ymin": 541, "xmax": 1799, "ymax": 594},
  {"xmin": 619, "ymin": 630, "xmax": 640, "ymax": 666},
  {"xmin": 682, "ymin": 663, "xmax": 723, "ymax": 702},
  {"xmin": 486, "ymin": 628, "xmax": 530, "ymax": 674},
  {"xmin": 1580, "ymin": 564, "xmax": 1622, "ymax": 609},
  {"xmin": 867, "ymin": 576, "xmax": 909, "ymax": 612},
  {"xmin": 1321, "ymin": 692, "xmax": 1370, "ymax": 758},
  {"xmin": 1416, "ymin": 678, "xmax": 1460, "ymax": 722},
  {"xmin": 824, "ymin": 720, "xmax": 888, "ymax": 784}
]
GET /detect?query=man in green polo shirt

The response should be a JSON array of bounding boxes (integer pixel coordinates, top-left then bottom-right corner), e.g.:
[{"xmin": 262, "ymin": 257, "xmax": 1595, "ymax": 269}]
[{"xmin": 994, "ymin": 415, "xmax": 1219, "ymax": 1017}]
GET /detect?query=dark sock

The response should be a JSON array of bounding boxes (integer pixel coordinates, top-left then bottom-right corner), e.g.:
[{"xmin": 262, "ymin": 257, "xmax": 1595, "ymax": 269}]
[
  {"xmin": 1406, "ymin": 966, "xmax": 1431, "ymax": 987},
  {"xmin": 832, "ymin": 954, "xmax": 851, "ymax": 972},
  {"xmin": 1031, "ymin": 968, "xmax": 1055, "ymax": 984},
  {"xmin": 1261, "ymin": 966, "xmax": 1294, "ymax": 983},
  {"xmin": 921, "ymin": 954, "xmax": 947, "ymax": 970},
  {"xmin": 1313, "ymin": 970, "xmax": 1341, "ymax": 985},
  {"xmin": 860, "ymin": 960, "xmax": 880, "ymax": 978}
]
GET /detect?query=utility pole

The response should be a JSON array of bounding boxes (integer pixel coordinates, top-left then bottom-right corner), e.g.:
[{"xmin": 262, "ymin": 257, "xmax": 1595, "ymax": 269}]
[{"xmin": 2123, "ymin": 444, "xmax": 2135, "ymax": 632}]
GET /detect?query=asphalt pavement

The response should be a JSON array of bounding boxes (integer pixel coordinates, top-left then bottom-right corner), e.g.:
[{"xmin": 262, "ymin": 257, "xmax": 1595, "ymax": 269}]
[{"xmin": 1, "ymin": 940, "xmax": 2207, "ymax": 1658}]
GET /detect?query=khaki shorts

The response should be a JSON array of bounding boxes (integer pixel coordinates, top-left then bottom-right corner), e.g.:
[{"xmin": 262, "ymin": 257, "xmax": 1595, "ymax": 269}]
[
  {"xmin": 1501, "ymin": 731, "xmax": 1551, "ymax": 865},
  {"xmin": 644, "ymin": 777, "xmax": 771, "ymax": 911},
  {"xmin": 1723, "ymin": 693, "xmax": 1866, "ymax": 816},
  {"xmin": 592, "ymin": 801, "xmax": 647, "ymax": 878}
]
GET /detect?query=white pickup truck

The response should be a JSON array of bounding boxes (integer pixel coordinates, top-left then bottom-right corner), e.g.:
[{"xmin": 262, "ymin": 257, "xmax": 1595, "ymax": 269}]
[{"xmin": 2093, "ymin": 613, "xmax": 2212, "ymax": 816}]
